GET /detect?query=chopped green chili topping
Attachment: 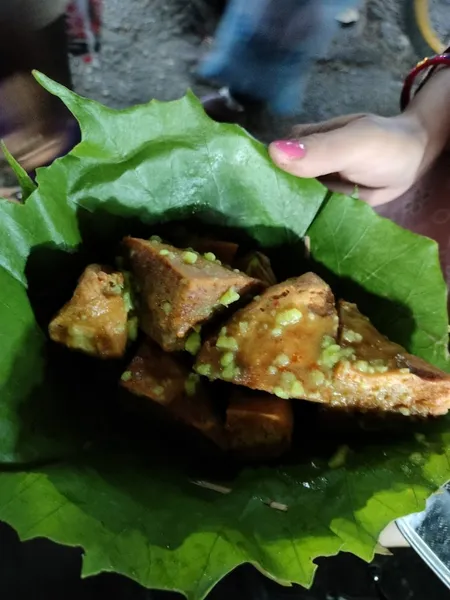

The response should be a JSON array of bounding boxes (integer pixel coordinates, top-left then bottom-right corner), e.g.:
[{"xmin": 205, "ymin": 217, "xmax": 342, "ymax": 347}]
[
  {"xmin": 185, "ymin": 373, "xmax": 200, "ymax": 397},
  {"xmin": 275, "ymin": 308, "xmax": 303, "ymax": 327},
  {"xmin": 182, "ymin": 251, "xmax": 198, "ymax": 265},
  {"xmin": 185, "ymin": 331, "xmax": 201, "ymax": 355},
  {"xmin": 219, "ymin": 287, "xmax": 240, "ymax": 306}
]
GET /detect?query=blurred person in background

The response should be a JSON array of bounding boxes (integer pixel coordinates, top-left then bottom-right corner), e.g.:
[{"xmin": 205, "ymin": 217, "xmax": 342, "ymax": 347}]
[
  {"xmin": 0, "ymin": 0, "xmax": 359, "ymax": 178},
  {"xmin": 0, "ymin": 0, "xmax": 101, "ymax": 191},
  {"xmin": 200, "ymin": 0, "xmax": 360, "ymax": 122}
]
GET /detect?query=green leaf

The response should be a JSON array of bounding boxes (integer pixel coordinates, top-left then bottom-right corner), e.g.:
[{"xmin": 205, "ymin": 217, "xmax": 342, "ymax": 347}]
[
  {"xmin": 33, "ymin": 72, "xmax": 325, "ymax": 247},
  {"xmin": 0, "ymin": 74, "xmax": 449, "ymax": 599},
  {"xmin": 308, "ymin": 194, "xmax": 450, "ymax": 370},
  {"xmin": 1, "ymin": 141, "xmax": 37, "ymax": 200},
  {"xmin": 0, "ymin": 440, "xmax": 448, "ymax": 599}
]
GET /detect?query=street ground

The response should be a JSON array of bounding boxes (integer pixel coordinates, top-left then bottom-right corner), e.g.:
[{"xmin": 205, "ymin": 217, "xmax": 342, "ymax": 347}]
[{"xmin": 70, "ymin": 0, "xmax": 419, "ymax": 142}]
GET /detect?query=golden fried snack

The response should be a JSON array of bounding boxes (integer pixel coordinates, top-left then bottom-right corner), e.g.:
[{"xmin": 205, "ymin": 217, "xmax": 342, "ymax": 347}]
[
  {"xmin": 120, "ymin": 339, "xmax": 226, "ymax": 447},
  {"xmin": 331, "ymin": 301, "xmax": 450, "ymax": 416},
  {"xmin": 196, "ymin": 275, "xmax": 450, "ymax": 417},
  {"xmin": 235, "ymin": 251, "xmax": 277, "ymax": 286},
  {"xmin": 124, "ymin": 236, "xmax": 264, "ymax": 352},
  {"xmin": 49, "ymin": 264, "xmax": 128, "ymax": 358},
  {"xmin": 226, "ymin": 391, "xmax": 293, "ymax": 459},
  {"xmin": 189, "ymin": 238, "xmax": 239, "ymax": 266},
  {"xmin": 195, "ymin": 273, "xmax": 339, "ymax": 398}
]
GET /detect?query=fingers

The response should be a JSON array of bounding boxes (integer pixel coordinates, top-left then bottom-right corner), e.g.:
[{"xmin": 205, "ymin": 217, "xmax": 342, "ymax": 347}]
[
  {"xmin": 0, "ymin": 187, "xmax": 21, "ymax": 203},
  {"xmin": 359, "ymin": 186, "xmax": 405, "ymax": 206},
  {"xmin": 317, "ymin": 175, "xmax": 359, "ymax": 196},
  {"xmin": 318, "ymin": 176, "xmax": 402, "ymax": 207},
  {"xmin": 268, "ymin": 112, "xmax": 404, "ymax": 206},
  {"xmin": 291, "ymin": 113, "xmax": 369, "ymax": 138},
  {"xmin": 269, "ymin": 124, "xmax": 367, "ymax": 179},
  {"xmin": 269, "ymin": 113, "xmax": 372, "ymax": 179},
  {"xmin": 317, "ymin": 175, "xmax": 373, "ymax": 200}
]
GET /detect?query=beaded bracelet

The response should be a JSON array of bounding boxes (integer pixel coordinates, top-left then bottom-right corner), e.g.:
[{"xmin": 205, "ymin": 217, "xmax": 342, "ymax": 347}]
[{"xmin": 400, "ymin": 53, "xmax": 450, "ymax": 111}]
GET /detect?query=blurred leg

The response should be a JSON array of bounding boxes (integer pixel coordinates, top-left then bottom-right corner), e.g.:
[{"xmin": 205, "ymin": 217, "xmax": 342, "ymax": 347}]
[{"xmin": 200, "ymin": 0, "xmax": 362, "ymax": 121}]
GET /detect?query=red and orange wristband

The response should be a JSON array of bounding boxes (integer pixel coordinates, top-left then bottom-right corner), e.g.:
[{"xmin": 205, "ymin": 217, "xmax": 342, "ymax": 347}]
[{"xmin": 401, "ymin": 50, "xmax": 450, "ymax": 110}]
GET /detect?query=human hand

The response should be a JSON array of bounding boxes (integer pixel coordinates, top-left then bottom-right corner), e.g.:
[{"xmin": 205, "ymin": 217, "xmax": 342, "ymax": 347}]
[{"xmin": 269, "ymin": 112, "xmax": 431, "ymax": 206}]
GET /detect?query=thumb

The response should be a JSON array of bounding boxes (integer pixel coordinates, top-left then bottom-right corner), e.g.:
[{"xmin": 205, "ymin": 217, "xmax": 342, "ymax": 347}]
[{"xmin": 269, "ymin": 119, "xmax": 368, "ymax": 179}]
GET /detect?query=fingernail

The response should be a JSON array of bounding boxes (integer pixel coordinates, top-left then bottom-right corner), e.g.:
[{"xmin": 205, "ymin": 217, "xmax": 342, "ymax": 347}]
[{"xmin": 272, "ymin": 140, "xmax": 306, "ymax": 159}]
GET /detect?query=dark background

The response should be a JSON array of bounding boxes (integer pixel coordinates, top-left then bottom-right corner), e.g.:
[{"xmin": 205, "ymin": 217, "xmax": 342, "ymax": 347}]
[{"xmin": 0, "ymin": 521, "xmax": 448, "ymax": 600}]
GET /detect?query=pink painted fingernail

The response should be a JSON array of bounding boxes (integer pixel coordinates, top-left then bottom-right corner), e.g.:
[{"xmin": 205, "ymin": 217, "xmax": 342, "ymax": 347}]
[{"xmin": 272, "ymin": 140, "xmax": 306, "ymax": 159}]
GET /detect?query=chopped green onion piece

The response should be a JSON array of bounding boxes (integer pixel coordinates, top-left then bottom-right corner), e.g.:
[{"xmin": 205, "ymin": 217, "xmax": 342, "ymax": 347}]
[
  {"xmin": 123, "ymin": 291, "xmax": 133, "ymax": 313},
  {"xmin": 273, "ymin": 387, "xmax": 289, "ymax": 399},
  {"xmin": 274, "ymin": 354, "xmax": 290, "ymax": 367},
  {"xmin": 321, "ymin": 335, "xmax": 335, "ymax": 349},
  {"xmin": 216, "ymin": 336, "xmax": 239, "ymax": 352},
  {"xmin": 182, "ymin": 251, "xmax": 198, "ymax": 265},
  {"xmin": 318, "ymin": 344, "xmax": 342, "ymax": 369},
  {"xmin": 275, "ymin": 308, "xmax": 303, "ymax": 327},
  {"xmin": 238, "ymin": 322, "xmax": 249, "ymax": 334},
  {"xmin": 291, "ymin": 381, "xmax": 305, "ymax": 397},
  {"xmin": 185, "ymin": 373, "xmax": 200, "ymax": 397},
  {"xmin": 280, "ymin": 372, "xmax": 296, "ymax": 385},
  {"xmin": 220, "ymin": 351, "xmax": 235, "ymax": 367},
  {"xmin": 222, "ymin": 364, "xmax": 235, "ymax": 380},
  {"xmin": 162, "ymin": 301, "xmax": 172, "ymax": 315},
  {"xmin": 107, "ymin": 283, "xmax": 123, "ymax": 296},
  {"xmin": 309, "ymin": 370, "xmax": 325, "ymax": 387},
  {"xmin": 127, "ymin": 317, "xmax": 139, "ymax": 341},
  {"xmin": 185, "ymin": 331, "xmax": 201, "ymax": 355},
  {"xmin": 342, "ymin": 329, "xmax": 363, "ymax": 343},
  {"xmin": 196, "ymin": 363, "xmax": 212, "ymax": 377},
  {"xmin": 354, "ymin": 360, "xmax": 372, "ymax": 373},
  {"xmin": 219, "ymin": 287, "xmax": 240, "ymax": 306}
]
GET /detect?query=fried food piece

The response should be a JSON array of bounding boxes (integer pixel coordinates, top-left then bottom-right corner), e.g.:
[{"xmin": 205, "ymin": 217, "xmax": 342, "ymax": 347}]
[
  {"xmin": 124, "ymin": 236, "xmax": 264, "ymax": 352},
  {"xmin": 120, "ymin": 339, "xmax": 226, "ymax": 447},
  {"xmin": 236, "ymin": 251, "xmax": 277, "ymax": 286},
  {"xmin": 338, "ymin": 299, "xmax": 405, "ymax": 363},
  {"xmin": 189, "ymin": 238, "xmax": 239, "ymax": 266},
  {"xmin": 331, "ymin": 301, "xmax": 450, "ymax": 416},
  {"xmin": 197, "ymin": 273, "xmax": 450, "ymax": 417},
  {"xmin": 226, "ymin": 391, "xmax": 293, "ymax": 459},
  {"xmin": 195, "ymin": 273, "xmax": 340, "ymax": 399},
  {"xmin": 49, "ymin": 264, "xmax": 128, "ymax": 358}
]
